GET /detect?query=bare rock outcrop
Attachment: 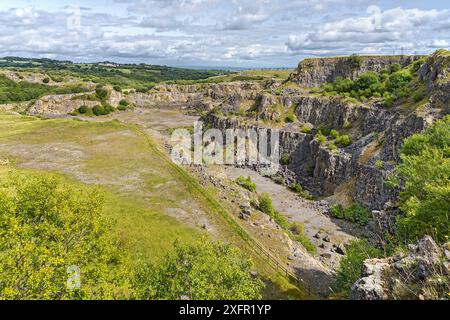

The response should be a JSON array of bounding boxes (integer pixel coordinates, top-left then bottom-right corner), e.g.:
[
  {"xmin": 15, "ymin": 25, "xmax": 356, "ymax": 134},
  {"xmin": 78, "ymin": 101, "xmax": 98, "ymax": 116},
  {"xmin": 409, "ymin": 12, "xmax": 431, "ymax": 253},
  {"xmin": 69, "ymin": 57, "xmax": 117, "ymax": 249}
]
[
  {"xmin": 28, "ymin": 93, "xmax": 98, "ymax": 115},
  {"xmin": 350, "ymin": 236, "xmax": 450, "ymax": 300},
  {"xmin": 289, "ymin": 55, "xmax": 422, "ymax": 88}
]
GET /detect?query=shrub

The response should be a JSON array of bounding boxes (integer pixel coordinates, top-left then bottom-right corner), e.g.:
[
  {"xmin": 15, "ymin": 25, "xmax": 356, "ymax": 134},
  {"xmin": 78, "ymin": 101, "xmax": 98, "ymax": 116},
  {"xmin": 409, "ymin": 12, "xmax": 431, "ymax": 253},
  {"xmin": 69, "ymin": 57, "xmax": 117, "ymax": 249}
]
[
  {"xmin": 382, "ymin": 92, "xmax": 394, "ymax": 108},
  {"xmin": 413, "ymin": 90, "xmax": 425, "ymax": 102},
  {"xmin": 280, "ymin": 154, "xmax": 290, "ymax": 165},
  {"xmin": 258, "ymin": 193, "xmax": 290, "ymax": 230},
  {"xmin": 387, "ymin": 70, "xmax": 413, "ymax": 91},
  {"xmin": 329, "ymin": 143, "xmax": 337, "ymax": 151},
  {"xmin": 119, "ymin": 99, "xmax": 129, "ymax": 107},
  {"xmin": 290, "ymin": 222, "xmax": 316, "ymax": 254},
  {"xmin": 301, "ymin": 125, "xmax": 312, "ymax": 134},
  {"xmin": 332, "ymin": 240, "xmax": 381, "ymax": 297},
  {"xmin": 330, "ymin": 203, "xmax": 369, "ymax": 226},
  {"xmin": 0, "ymin": 171, "xmax": 127, "ymax": 299},
  {"xmin": 343, "ymin": 120, "xmax": 352, "ymax": 130},
  {"xmin": 393, "ymin": 115, "xmax": 450, "ymax": 243},
  {"xmin": 78, "ymin": 105, "xmax": 89, "ymax": 114},
  {"xmin": 330, "ymin": 129, "xmax": 340, "ymax": 139},
  {"xmin": 95, "ymin": 87, "xmax": 108, "ymax": 100},
  {"xmin": 42, "ymin": 77, "xmax": 50, "ymax": 84},
  {"xmin": 133, "ymin": 240, "xmax": 264, "ymax": 300},
  {"xmin": 92, "ymin": 105, "xmax": 113, "ymax": 116},
  {"xmin": 349, "ymin": 54, "xmax": 363, "ymax": 69},
  {"xmin": 375, "ymin": 160, "xmax": 384, "ymax": 170},
  {"xmin": 335, "ymin": 135, "xmax": 351, "ymax": 147},
  {"xmin": 389, "ymin": 63, "xmax": 402, "ymax": 74},
  {"xmin": 290, "ymin": 183, "xmax": 312, "ymax": 200},
  {"xmin": 113, "ymin": 85, "xmax": 122, "ymax": 92},
  {"xmin": 355, "ymin": 72, "xmax": 380, "ymax": 91},
  {"xmin": 315, "ymin": 132, "xmax": 327, "ymax": 145},
  {"xmin": 236, "ymin": 176, "xmax": 256, "ymax": 192},
  {"xmin": 285, "ymin": 113, "xmax": 296, "ymax": 123}
]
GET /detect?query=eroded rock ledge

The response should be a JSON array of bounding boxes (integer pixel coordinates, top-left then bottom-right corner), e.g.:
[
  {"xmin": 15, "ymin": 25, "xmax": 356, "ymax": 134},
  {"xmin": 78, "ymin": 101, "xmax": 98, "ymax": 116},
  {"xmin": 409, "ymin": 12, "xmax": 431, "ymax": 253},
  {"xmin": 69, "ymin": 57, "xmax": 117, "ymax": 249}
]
[{"xmin": 350, "ymin": 236, "xmax": 450, "ymax": 300}]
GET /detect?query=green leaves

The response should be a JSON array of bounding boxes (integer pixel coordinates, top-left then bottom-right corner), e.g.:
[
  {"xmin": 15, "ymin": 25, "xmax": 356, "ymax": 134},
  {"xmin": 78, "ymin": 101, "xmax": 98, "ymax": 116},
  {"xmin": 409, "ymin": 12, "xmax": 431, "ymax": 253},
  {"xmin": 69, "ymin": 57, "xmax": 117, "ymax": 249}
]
[
  {"xmin": 331, "ymin": 240, "xmax": 381, "ymax": 296},
  {"xmin": 0, "ymin": 171, "xmax": 128, "ymax": 300},
  {"xmin": 394, "ymin": 115, "xmax": 450, "ymax": 243},
  {"xmin": 132, "ymin": 240, "xmax": 264, "ymax": 300},
  {"xmin": 330, "ymin": 203, "xmax": 369, "ymax": 226}
]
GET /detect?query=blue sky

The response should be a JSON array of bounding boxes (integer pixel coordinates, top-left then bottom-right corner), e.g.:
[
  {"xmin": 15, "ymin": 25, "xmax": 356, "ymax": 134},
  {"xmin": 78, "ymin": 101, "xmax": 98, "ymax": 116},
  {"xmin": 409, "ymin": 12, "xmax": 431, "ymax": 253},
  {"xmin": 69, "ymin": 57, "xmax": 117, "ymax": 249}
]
[{"xmin": 0, "ymin": 0, "xmax": 448, "ymax": 68}]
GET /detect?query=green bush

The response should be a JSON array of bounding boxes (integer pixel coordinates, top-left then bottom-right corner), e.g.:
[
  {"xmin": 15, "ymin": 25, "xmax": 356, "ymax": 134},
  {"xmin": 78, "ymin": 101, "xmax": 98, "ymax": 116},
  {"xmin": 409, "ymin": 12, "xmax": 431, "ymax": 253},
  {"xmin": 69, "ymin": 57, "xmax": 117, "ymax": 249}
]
[
  {"xmin": 258, "ymin": 193, "xmax": 290, "ymax": 230},
  {"xmin": 285, "ymin": 113, "xmax": 296, "ymax": 123},
  {"xmin": 113, "ymin": 85, "xmax": 122, "ymax": 92},
  {"xmin": 78, "ymin": 105, "xmax": 89, "ymax": 114},
  {"xmin": 315, "ymin": 132, "xmax": 327, "ymax": 145},
  {"xmin": 413, "ymin": 90, "xmax": 425, "ymax": 102},
  {"xmin": 331, "ymin": 240, "xmax": 381, "ymax": 297},
  {"xmin": 280, "ymin": 154, "xmax": 291, "ymax": 165},
  {"xmin": 335, "ymin": 135, "xmax": 351, "ymax": 147},
  {"xmin": 330, "ymin": 203, "xmax": 369, "ymax": 226},
  {"xmin": 375, "ymin": 160, "xmax": 384, "ymax": 170},
  {"xmin": 92, "ymin": 105, "xmax": 112, "ymax": 116},
  {"xmin": 42, "ymin": 77, "xmax": 50, "ymax": 84},
  {"xmin": 393, "ymin": 115, "xmax": 450, "ymax": 243},
  {"xmin": 132, "ymin": 240, "xmax": 264, "ymax": 300},
  {"xmin": 301, "ymin": 125, "xmax": 312, "ymax": 134},
  {"xmin": 0, "ymin": 171, "xmax": 127, "ymax": 299},
  {"xmin": 95, "ymin": 87, "xmax": 108, "ymax": 100},
  {"xmin": 236, "ymin": 176, "xmax": 256, "ymax": 192},
  {"xmin": 290, "ymin": 222, "xmax": 316, "ymax": 254},
  {"xmin": 330, "ymin": 129, "xmax": 340, "ymax": 139}
]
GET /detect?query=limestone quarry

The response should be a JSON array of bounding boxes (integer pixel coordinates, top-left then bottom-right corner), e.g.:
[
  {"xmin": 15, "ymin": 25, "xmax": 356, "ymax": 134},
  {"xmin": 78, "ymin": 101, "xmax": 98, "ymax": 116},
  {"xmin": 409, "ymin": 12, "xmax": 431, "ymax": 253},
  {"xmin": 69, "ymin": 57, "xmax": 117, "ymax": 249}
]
[{"xmin": 2, "ymin": 50, "xmax": 449, "ymax": 300}]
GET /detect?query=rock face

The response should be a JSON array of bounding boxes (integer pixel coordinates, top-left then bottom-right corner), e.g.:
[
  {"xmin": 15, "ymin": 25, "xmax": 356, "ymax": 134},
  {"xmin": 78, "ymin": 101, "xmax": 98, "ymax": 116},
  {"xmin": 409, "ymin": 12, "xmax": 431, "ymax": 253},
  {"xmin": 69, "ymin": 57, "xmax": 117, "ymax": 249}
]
[
  {"xmin": 350, "ymin": 236, "xmax": 450, "ymax": 300},
  {"xmin": 202, "ymin": 92, "xmax": 434, "ymax": 212},
  {"xmin": 289, "ymin": 55, "xmax": 422, "ymax": 87},
  {"xmin": 128, "ymin": 81, "xmax": 267, "ymax": 111},
  {"xmin": 28, "ymin": 93, "xmax": 99, "ymax": 115}
]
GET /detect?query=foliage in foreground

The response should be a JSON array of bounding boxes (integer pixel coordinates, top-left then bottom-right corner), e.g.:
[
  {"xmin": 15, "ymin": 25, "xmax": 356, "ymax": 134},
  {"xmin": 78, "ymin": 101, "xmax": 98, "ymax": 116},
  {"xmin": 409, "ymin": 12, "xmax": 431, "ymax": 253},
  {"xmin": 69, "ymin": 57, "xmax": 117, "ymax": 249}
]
[
  {"xmin": 0, "ymin": 171, "xmax": 128, "ymax": 299},
  {"xmin": 389, "ymin": 115, "xmax": 450, "ymax": 244},
  {"xmin": 331, "ymin": 240, "xmax": 381, "ymax": 297},
  {"xmin": 132, "ymin": 240, "xmax": 264, "ymax": 300},
  {"xmin": 0, "ymin": 169, "xmax": 265, "ymax": 300}
]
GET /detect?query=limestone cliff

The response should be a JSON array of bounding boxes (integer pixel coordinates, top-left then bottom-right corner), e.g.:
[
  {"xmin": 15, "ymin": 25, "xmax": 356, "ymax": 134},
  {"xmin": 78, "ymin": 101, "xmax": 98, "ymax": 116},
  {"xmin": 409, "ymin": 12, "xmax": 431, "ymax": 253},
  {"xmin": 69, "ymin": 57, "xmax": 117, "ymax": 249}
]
[{"xmin": 289, "ymin": 55, "xmax": 422, "ymax": 87}]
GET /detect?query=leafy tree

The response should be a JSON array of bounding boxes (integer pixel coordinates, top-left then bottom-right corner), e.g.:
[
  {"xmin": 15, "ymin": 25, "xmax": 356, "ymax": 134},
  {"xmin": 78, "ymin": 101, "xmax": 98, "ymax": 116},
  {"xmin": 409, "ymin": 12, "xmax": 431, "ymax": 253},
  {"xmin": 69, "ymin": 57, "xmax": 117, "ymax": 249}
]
[
  {"xmin": 355, "ymin": 72, "xmax": 380, "ymax": 91},
  {"xmin": 132, "ymin": 240, "xmax": 264, "ymax": 300},
  {"xmin": 0, "ymin": 171, "xmax": 128, "ymax": 299},
  {"xmin": 391, "ymin": 115, "xmax": 450, "ymax": 243}
]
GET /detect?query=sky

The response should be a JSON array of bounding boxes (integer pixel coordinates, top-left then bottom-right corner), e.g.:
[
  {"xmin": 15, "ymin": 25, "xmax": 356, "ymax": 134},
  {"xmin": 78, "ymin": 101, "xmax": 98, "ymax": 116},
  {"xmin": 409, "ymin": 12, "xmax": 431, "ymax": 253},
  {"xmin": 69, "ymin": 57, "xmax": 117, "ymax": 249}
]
[{"xmin": 0, "ymin": 0, "xmax": 448, "ymax": 68}]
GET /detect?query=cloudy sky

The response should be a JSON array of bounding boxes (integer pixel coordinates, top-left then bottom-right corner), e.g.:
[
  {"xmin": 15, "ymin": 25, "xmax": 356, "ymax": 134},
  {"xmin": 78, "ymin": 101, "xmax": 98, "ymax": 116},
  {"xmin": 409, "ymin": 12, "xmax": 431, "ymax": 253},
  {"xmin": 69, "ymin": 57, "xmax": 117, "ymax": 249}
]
[{"xmin": 0, "ymin": 0, "xmax": 449, "ymax": 68}]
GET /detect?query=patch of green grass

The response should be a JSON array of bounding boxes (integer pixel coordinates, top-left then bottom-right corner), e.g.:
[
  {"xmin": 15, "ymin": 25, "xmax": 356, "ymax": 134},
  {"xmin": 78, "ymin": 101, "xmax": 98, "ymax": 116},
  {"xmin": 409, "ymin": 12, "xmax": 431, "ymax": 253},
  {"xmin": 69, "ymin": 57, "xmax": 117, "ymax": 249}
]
[{"xmin": 236, "ymin": 176, "xmax": 257, "ymax": 192}]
